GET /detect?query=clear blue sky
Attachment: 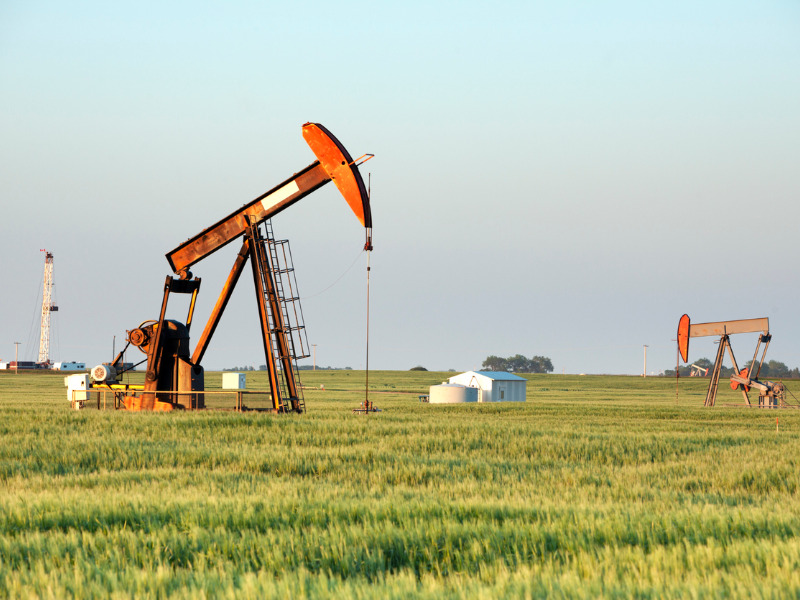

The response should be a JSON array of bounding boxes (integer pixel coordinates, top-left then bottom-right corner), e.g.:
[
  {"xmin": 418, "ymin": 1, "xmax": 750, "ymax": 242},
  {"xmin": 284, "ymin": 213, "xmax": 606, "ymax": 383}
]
[{"xmin": 2, "ymin": 1, "xmax": 799, "ymax": 374}]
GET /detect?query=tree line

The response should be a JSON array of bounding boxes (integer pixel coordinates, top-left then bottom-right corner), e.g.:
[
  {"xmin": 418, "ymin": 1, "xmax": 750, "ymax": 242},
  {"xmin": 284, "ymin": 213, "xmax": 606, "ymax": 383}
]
[
  {"xmin": 482, "ymin": 354, "xmax": 554, "ymax": 373},
  {"xmin": 665, "ymin": 358, "xmax": 800, "ymax": 378},
  {"xmin": 222, "ymin": 365, "xmax": 353, "ymax": 371}
]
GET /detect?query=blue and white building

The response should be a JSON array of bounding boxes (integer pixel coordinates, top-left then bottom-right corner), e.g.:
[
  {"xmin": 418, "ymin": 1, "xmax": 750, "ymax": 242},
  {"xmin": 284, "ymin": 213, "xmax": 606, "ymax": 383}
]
[{"xmin": 447, "ymin": 371, "xmax": 527, "ymax": 402}]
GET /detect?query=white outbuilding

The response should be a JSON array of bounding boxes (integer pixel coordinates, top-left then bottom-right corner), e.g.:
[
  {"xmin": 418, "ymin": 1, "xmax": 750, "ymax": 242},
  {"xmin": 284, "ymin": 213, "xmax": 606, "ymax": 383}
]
[
  {"xmin": 53, "ymin": 362, "xmax": 86, "ymax": 371},
  {"xmin": 447, "ymin": 371, "xmax": 527, "ymax": 402}
]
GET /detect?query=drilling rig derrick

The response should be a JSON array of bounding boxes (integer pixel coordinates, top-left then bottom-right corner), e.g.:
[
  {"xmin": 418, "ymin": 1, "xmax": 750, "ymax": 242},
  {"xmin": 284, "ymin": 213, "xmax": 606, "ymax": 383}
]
[{"xmin": 38, "ymin": 249, "xmax": 58, "ymax": 366}]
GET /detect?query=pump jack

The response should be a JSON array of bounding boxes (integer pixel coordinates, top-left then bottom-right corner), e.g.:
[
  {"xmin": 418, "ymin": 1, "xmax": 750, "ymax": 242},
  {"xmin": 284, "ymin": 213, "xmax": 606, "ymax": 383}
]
[
  {"xmin": 677, "ymin": 314, "xmax": 785, "ymax": 407},
  {"xmin": 110, "ymin": 123, "xmax": 373, "ymax": 412}
]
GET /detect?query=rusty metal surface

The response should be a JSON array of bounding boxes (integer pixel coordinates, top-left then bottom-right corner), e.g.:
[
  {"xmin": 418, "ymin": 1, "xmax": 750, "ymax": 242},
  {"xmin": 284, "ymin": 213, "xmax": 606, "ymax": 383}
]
[
  {"xmin": 166, "ymin": 162, "xmax": 329, "ymax": 276},
  {"xmin": 689, "ymin": 317, "xmax": 769, "ymax": 338},
  {"xmin": 246, "ymin": 221, "xmax": 284, "ymax": 412},
  {"xmin": 254, "ymin": 227, "xmax": 299, "ymax": 408},
  {"xmin": 167, "ymin": 123, "xmax": 373, "ymax": 277},
  {"xmin": 191, "ymin": 239, "xmax": 251, "ymax": 366},
  {"xmin": 134, "ymin": 277, "xmax": 203, "ymax": 411}
]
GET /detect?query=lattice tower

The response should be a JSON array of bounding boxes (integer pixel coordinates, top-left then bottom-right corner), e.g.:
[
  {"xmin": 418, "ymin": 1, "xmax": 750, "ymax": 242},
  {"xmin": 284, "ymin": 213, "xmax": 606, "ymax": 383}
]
[{"xmin": 38, "ymin": 250, "xmax": 58, "ymax": 364}]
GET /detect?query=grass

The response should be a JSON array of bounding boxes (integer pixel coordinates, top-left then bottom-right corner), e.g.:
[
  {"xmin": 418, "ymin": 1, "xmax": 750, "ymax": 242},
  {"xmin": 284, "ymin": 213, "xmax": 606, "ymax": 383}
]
[{"xmin": 2, "ymin": 370, "xmax": 800, "ymax": 598}]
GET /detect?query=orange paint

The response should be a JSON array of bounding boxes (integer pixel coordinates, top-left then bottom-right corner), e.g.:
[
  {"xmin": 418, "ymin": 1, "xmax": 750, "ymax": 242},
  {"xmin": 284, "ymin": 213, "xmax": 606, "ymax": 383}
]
[
  {"xmin": 730, "ymin": 367, "xmax": 751, "ymax": 392},
  {"xmin": 677, "ymin": 314, "xmax": 690, "ymax": 363},
  {"xmin": 302, "ymin": 123, "xmax": 372, "ymax": 229}
]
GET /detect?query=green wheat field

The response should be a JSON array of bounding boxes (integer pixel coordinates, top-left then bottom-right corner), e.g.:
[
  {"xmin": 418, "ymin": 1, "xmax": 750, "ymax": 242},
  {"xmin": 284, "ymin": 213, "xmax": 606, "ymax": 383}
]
[{"xmin": 2, "ymin": 370, "xmax": 800, "ymax": 598}]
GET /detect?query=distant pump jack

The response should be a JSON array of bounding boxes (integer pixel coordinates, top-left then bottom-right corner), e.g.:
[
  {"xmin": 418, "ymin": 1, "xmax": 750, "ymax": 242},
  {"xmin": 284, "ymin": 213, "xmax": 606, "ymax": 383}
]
[{"xmin": 677, "ymin": 314, "xmax": 785, "ymax": 408}]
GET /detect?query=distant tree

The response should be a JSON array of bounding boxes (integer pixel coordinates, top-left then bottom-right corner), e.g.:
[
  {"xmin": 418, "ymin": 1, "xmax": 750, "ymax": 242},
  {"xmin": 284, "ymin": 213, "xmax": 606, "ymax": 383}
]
[
  {"xmin": 668, "ymin": 358, "xmax": 800, "ymax": 379},
  {"xmin": 409, "ymin": 366, "xmax": 428, "ymax": 371},
  {"xmin": 529, "ymin": 355, "xmax": 554, "ymax": 374},
  {"xmin": 768, "ymin": 360, "xmax": 790, "ymax": 376},
  {"xmin": 506, "ymin": 354, "xmax": 529, "ymax": 373},
  {"xmin": 741, "ymin": 359, "xmax": 791, "ymax": 378},
  {"xmin": 482, "ymin": 355, "xmax": 508, "ymax": 371},
  {"xmin": 481, "ymin": 354, "xmax": 553, "ymax": 373},
  {"xmin": 258, "ymin": 364, "xmax": 267, "ymax": 371}
]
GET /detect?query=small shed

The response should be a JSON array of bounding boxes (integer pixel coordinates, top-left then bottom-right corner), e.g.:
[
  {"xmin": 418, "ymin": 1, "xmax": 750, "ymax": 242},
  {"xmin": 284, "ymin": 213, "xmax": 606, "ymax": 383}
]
[
  {"xmin": 447, "ymin": 371, "xmax": 526, "ymax": 402},
  {"xmin": 53, "ymin": 362, "xmax": 86, "ymax": 371},
  {"xmin": 222, "ymin": 372, "xmax": 247, "ymax": 390}
]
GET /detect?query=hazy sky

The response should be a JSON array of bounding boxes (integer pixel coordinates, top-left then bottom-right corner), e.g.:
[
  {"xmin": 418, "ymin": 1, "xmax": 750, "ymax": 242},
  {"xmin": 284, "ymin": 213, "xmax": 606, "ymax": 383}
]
[{"xmin": 2, "ymin": 1, "xmax": 799, "ymax": 375}]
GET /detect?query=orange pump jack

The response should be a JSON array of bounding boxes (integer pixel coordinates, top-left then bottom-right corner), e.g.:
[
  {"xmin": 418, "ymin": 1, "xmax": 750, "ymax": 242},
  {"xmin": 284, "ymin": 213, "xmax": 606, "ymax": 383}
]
[
  {"xmin": 677, "ymin": 314, "xmax": 785, "ymax": 407},
  {"xmin": 103, "ymin": 123, "xmax": 373, "ymax": 412}
]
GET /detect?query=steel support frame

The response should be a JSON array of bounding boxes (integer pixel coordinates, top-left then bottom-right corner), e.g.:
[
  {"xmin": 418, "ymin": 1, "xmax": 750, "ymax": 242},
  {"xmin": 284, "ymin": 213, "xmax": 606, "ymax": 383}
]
[
  {"xmin": 245, "ymin": 219, "xmax": 300, "ymax": 413},
  {"xmin": 181, "ymin": 224, "xmax": 303, "ymax": 413},
  {"xmin": 191, "ymin": 240, "xmax": 251, "ymax": 366},
  {"xmin": 142, "ymin": 276, "xmax": 201, "ymax": 407},
  {"xmin": 748, "ymin": 334, "xmax": 771, "ymax": 381},
  {"xmin": 704, "ymin": 334, "xmax": 751, "ymax": 407},
  {"xmin": 167, "ymin": 163, "xmax": 330, "ymax": 278}
]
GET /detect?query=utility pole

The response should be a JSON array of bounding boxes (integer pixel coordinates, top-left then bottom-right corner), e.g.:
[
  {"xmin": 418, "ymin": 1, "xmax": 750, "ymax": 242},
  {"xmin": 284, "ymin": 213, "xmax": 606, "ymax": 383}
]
[
  {"xmin": 643, "ymin": 345, "xmax": 648, "ymax": 377},
  {"xmin": 14, "ymin": 342, "xmax": 20, "ymax": 375},
  {"xmin": 672, "ymin": 338, "xmax": 679, "ymax": 404},
  {"xmin": 312, "ymin": 344, "xmax": 317, "ymax": 371}
]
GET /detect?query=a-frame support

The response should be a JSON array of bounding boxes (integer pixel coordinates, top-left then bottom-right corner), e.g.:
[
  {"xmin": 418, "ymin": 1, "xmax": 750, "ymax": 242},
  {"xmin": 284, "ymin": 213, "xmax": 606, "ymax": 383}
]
[
  {"xmin": 191, "ymin": 240, "xmax": 251, "ymax": 367},
  {"xmin": 245, "ymin": 219, "xmax": 301, "ymax": 412},
  {"xmin": 185, "ymin": 221, "xmax": 303, "ymax": 413},
  {"xmin": 704, "ymin": 334, "xmax": 750, "ymax": 407}
]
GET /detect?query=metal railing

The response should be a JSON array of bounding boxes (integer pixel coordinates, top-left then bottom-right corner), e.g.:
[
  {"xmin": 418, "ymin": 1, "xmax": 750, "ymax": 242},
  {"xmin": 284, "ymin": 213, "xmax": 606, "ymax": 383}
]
[{"xmin": 68, "ymin": 388, "xmax": 283, "ymax": 412}]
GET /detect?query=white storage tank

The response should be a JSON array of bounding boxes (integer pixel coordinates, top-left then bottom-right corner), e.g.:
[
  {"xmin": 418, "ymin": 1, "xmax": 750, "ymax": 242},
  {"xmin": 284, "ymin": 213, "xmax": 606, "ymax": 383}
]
[{"xmin": 429, "ymin": 383, "xmax": 478, "ymax": 404}]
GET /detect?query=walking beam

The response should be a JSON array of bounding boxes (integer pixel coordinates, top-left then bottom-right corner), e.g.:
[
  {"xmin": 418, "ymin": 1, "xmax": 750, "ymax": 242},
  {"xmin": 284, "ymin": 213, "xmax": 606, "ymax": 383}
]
[{"xmin": 166, "ymin": 123, "xmax": 372, "ymax": 279}]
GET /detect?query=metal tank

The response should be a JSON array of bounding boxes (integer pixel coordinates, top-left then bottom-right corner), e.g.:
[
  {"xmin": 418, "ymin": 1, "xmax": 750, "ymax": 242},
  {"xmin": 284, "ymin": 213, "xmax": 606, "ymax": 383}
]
[{"xmin": 429, "ymin": 384, "xmax": 478, "ymax": 404}]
